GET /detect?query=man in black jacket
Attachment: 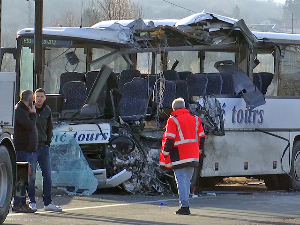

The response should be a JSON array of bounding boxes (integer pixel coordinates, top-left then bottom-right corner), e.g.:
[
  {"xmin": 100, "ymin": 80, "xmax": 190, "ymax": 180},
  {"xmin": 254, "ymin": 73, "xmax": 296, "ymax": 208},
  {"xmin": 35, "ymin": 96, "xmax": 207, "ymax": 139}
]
[
  {"xmin": 27, "ymin": 88, "xmax": 62, "ymax": 212},
  {"xmin": 12, "ymin": 90, "xmax": 38, "ymax": 213}
]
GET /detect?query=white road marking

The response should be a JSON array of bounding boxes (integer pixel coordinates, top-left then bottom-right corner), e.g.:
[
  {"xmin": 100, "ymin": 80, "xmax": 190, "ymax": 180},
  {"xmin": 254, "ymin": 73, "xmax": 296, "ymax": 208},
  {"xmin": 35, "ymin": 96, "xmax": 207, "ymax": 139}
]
[{"xmin": 7, "ymin": 198, "xmax": 180, "ymax": 216}]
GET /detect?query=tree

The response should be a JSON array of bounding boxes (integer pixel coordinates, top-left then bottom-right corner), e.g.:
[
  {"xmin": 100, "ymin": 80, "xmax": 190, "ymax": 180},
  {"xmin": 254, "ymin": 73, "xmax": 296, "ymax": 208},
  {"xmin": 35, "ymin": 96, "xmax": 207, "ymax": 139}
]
[
  {"xmin": 51, "ymin": 9, "xmax": 79, "ymax": 27},
  {"xmin": 232, "ymin": 4, "xmax": 241, "ymax": 20},
  {"xmin": 83, "ymin": 0, "xmax": 143, "ymax": 27},
  {"xmin": 283, "ymin": 0, "xmax": 300, "ymax": 21}
]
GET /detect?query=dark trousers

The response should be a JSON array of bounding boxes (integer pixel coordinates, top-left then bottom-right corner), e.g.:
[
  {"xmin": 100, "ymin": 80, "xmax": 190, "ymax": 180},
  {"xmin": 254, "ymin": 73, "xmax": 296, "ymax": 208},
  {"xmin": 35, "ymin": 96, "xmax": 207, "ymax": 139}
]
[{"xmin": 13, "ymin": 146, "xmax": 52, "ymax": 206}]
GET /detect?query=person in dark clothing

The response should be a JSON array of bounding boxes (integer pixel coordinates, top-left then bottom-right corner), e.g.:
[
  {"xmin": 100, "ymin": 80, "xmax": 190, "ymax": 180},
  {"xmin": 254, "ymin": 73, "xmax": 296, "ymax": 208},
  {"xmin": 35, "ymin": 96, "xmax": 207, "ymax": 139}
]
[
  {"xmin": 12, "ymin": 90, "xmax": 38, "ymax": 213},
  {"xmin": 27, "ymin": 88, "xmax": 62, "ymax": 212}
]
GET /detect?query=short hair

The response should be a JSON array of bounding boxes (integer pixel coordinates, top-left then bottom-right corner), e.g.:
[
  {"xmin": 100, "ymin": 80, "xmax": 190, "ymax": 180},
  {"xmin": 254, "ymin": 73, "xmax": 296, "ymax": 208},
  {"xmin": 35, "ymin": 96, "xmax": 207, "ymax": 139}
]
[
  {"xmin": 35, "ymin": 88, "xmax": 46, "ymax": 95},
  {"xmin": 172, "ymin": 98, "xmax": 185, "ymax": 110},
  {"xmin": 20, "ymin": 90, "xmax": 33, "ymax": 101}
]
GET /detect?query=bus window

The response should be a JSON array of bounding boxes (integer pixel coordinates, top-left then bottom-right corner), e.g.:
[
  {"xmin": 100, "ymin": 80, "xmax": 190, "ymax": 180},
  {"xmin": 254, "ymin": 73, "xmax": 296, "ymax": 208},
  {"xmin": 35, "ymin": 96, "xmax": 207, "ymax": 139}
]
[
  {"xmin": 92, "ymin": 48, "xmax": 128, "ymax": 73},
  {"xmin": 1, "ymin": 53, "xmax": 16, "ymax": 72},
  {"xmin": 137, "ymin": 52, "xmax": 162, "ymax": 74},
  {"xmin": 44, "ymin": 48, "xmax": 86, "ymax": 94},
  {"xmin": 20, "ymin": 47, "xmax": 34, "ymax": 91},
  {"xmin": 253, "ymin": 54, "xmax": 274, "ymax": 74},
  {"xmin": 204, "ymin": 52, "xmax": 235, "ymax": 73},
  {"xmin": 168, "ymin": 51, "xmax": 199, "ymax": 73},
  {"xmin": 253, "ymin": 53, "xmax": 276, "ymax": 96},
  {"xmin": 279, "ymin": 45, "xmax": 300, "ymax": 96}
]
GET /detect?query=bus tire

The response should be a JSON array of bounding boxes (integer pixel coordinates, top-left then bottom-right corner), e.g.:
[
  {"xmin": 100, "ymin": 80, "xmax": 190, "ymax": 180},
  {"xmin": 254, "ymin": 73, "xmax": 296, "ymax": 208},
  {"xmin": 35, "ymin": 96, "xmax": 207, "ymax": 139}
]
[
  {"xmin": 264, "ymin": 174, "xmax": 290, "ymax": 191},
  {"xmin": 289, "ymin": 141, "xmax": 300, "ymax": 190},
  {"xmin": 0, "ymin": 146, "xmax": 13, "ymax": 224},
  {"xmin": 264, "ymin": 175, "xmax": 280, "ymax": 190}
]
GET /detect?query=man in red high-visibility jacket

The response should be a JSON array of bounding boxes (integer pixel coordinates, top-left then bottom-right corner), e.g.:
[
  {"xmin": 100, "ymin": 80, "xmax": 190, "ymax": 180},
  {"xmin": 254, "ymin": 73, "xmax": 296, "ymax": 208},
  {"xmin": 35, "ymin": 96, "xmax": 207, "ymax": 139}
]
[{"xmin": 160, "ymin": 98, "xmax": 205, "ymax": 215}]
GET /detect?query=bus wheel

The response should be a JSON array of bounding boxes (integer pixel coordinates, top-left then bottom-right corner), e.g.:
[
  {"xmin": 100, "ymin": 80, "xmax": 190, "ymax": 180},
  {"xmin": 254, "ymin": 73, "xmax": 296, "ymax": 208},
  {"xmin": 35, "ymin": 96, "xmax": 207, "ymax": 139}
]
[
  {"xmin": 264, "ymin": 174, "xmax": 290, "ymax": 191},
  {"xmin": 0, "ymin": 146, "xmax": 13, "ymax": 224},
  {"xmin": 289, "ymin": 141, "xmax": 300, "ymax": 190},
  {"xmin": 264, "ymin": 175, "xmax": 281, "ymax": 190}
]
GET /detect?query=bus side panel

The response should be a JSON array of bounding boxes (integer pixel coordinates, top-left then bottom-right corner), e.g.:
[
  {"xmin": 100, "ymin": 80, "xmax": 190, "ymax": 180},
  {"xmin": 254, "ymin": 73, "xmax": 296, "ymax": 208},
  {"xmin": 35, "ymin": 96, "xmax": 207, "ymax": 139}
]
[
  {"xmin": 200, "ymin": 97, "xmax": 300, "ymax": 177},
  {"xmin": 201, "ymin": 131, "xmax": 290, "ymax": 177},
  {"xmin": 220, "ymin": 98, "xmax": 300, "ymax": 130}
]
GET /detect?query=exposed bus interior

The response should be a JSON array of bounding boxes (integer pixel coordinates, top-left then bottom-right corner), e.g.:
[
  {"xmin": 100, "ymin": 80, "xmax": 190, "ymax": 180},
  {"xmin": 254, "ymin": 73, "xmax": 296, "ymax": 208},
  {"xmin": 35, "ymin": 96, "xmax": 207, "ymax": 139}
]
[
  {"xmin": 18, "ymin": 12, "xmax": 300, "ymax": 192},
  {"xmin": 18, "ymin": 46, "xmax": 276, "ymax": 124}
]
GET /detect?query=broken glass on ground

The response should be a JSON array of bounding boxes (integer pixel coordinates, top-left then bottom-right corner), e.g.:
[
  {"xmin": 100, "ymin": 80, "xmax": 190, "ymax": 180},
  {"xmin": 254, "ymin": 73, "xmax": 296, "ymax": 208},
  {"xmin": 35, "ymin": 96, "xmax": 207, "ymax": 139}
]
[{"xmin": 49, "ymin": 130, "xmax": 98, "ymax": 195}]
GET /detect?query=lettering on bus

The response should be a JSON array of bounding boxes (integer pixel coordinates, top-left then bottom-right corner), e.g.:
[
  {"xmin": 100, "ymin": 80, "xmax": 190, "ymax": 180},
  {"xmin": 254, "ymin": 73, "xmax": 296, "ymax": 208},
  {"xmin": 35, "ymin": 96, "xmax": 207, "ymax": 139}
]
[
  {"xmin": 22, "ymin": 38, "xmax": 71, "ymax": 47},
  {"xmin": 231, "ymin": 106, "xmax": 264, "ymax": 125},
  {"xmin": 53, "ymin": 131, "xmax": 109, "ymax": 143},
  {"xmin": 23, "ymin": 38, "xmax": 57, "ymax": 45}
]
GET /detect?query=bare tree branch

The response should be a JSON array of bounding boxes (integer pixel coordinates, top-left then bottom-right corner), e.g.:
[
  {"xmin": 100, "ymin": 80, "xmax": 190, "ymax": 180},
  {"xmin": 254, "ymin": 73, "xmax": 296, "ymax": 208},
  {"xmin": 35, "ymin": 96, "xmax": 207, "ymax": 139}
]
[{"xmin": 83, "ymin": 0, "xmax": 143, "ymax": 26}]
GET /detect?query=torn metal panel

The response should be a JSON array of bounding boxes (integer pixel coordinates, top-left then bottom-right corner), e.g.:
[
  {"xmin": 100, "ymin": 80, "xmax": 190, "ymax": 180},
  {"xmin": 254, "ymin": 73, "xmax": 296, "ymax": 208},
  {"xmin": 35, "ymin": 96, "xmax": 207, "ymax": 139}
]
[
  {"xmin": 175, "ymin": 12, "xmax": 237, "ymax": 27},
  {"xmin": 126, "ymin": 18, "xmax": 149, "ymax": 30},
  {"xmin": 18, "ymin": 13, "xmax": 257, "ymax": 53},
  {"xmin": 215, "ymin": 60, "xmax": 266, "ymax": 110},
  {"xmin": 90, "ymin": 13, "xmax": 243, "ymax": 49},
  {"xmin": 85, "ymin": 65, "xmax": 112, "ymax": 105},
  {"xmin": 92, "ymin": 19, "xmax": 178, "ymax": 29},
  {"xmin": 234, "ymin": 19, "xmax": 258, "ymax": 49},
  {"xmin": 190, "ymin": 96, "xmax": 225, "ymax": 136}
]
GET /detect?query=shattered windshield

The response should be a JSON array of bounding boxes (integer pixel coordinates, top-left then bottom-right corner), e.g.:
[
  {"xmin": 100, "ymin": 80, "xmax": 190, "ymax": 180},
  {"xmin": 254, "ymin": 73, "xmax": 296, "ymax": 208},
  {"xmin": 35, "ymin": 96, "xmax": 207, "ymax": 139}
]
[
  {"xmin": 47, "ymin": 124, "xmax": 174, "ymax": 195},
  {"xmin": 49, "ymin": 130, "xmax": 98, "ymax": 195}
]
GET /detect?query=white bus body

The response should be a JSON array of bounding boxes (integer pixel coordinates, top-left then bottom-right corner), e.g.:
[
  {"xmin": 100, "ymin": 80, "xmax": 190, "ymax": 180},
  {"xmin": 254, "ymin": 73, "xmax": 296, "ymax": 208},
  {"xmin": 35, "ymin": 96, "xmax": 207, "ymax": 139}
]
[{"xmin": 15, "ymin": 12, "xmax": 300, "ymax": 191}]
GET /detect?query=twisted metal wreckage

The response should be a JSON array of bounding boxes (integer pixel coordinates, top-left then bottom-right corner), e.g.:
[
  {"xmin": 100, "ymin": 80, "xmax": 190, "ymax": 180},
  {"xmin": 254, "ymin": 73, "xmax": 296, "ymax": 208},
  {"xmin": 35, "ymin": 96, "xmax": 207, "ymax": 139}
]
[{"xmin": 28, "ymin": 13, "xmax": 266, "ymax": 195}]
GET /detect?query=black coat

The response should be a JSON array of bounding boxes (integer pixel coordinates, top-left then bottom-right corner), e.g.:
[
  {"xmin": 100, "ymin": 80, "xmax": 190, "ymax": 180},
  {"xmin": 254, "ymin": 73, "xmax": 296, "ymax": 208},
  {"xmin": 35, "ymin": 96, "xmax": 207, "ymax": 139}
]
[
  {"xmin": 36, "ymin": 104, "xmax": 53, "ymax": 147},
  {"xmin": 13, "ymin": 101, "xmax": 38, "ymax": 152}
]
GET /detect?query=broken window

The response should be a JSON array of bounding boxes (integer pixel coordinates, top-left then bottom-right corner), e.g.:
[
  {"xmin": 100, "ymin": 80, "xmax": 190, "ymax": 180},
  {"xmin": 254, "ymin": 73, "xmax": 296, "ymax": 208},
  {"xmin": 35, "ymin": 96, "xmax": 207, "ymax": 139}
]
[{"xmin": 49, "ymin": 131, "xmax": 98, "ymax": 195}]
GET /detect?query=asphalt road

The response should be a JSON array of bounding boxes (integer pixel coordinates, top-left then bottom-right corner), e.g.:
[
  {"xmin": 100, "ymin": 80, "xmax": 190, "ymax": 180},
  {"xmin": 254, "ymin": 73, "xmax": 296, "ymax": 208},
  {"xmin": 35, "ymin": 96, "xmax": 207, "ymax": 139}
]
[{"xmin": 4, "ymin": 185, "xmax": 300, "ymax": 225}]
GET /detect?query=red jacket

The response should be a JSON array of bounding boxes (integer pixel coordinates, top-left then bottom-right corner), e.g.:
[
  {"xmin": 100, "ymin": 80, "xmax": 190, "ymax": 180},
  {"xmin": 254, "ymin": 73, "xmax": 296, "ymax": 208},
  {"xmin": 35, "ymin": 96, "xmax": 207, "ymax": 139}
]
[
  {"xmin": 159, "ymin": 132, "xmax": 172, "ymax": 168},
  {"xmin": 159, "ymin": 108, "xmax": 205, "ymax": 169}
]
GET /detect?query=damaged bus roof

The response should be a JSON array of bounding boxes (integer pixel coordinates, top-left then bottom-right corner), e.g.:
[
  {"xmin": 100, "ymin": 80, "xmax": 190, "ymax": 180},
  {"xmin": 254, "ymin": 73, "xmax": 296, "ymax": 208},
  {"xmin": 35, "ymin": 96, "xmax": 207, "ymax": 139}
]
[{"xmin": 18, "ymin": 12, "xmax": 259, "ymax": 49}]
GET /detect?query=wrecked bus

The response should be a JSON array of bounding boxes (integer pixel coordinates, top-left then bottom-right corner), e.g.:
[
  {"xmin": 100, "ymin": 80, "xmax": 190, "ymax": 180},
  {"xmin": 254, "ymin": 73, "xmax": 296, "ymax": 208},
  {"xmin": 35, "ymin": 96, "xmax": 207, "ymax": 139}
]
[{"xmin": 13, "ymin": 12, "xmax": 300, "ymax": 193}]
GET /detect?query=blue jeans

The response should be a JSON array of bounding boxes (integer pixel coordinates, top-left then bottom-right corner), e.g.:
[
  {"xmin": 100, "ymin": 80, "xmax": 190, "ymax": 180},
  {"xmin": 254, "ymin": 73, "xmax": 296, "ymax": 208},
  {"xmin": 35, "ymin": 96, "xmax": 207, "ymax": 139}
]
[
  {"xmin": 13, "ymin": 147, "xmax": 52, "ymax": 206},
  {"xmin": 13, "ymin": 150, "xmax": 36, "ymax": 206},
  {"xmin": 174, "ymin": 167, "xmax": 194, "ymax": 207}
]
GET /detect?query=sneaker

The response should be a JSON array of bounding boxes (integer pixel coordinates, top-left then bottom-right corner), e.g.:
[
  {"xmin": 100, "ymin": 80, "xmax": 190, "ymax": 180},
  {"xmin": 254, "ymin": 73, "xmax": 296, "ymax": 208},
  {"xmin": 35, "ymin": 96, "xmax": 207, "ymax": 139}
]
[
  {"xmin": 44, "ymin": 203, "xmax": 62, "ymax": 212},
  {"xmin": 29, "ymin": 203, "xmax": 37, "ymax": 211},
  {"xmin": 175, "ymin": 207, "xmax": 191, "ymax": 215},
  {"xmin": 190, "ymin": 193, "xmax": 199, "ymax": 198},
  {"xmin": 12, "ymin": 204, "xmax": 36, "ymax": 213}
]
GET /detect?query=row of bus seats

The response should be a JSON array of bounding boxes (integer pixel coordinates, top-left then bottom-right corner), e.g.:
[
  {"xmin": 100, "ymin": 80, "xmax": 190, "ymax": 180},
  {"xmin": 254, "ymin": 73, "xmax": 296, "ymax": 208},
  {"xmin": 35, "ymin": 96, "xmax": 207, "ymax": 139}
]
[
  {"xmin": 253, "ymin": 72, "xmax": 274, "ymax": 95},
  {"xmin": 59, "ymin": 70, "xmax": 154, "ymax": 120},
  {"xmin": 116, "ymin": 69, "xmax": 235, "ymax": 121},
  {"xmin": 117, "ymin": 69, "xmax": 274, "ymax": 122},
  {"xmin": 58, "ymin": 69, "xmax": 273, "ymax": 121},
  {"xmin": 59, "ymin": 71, "xmax": 117, "ymax": 113}
]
